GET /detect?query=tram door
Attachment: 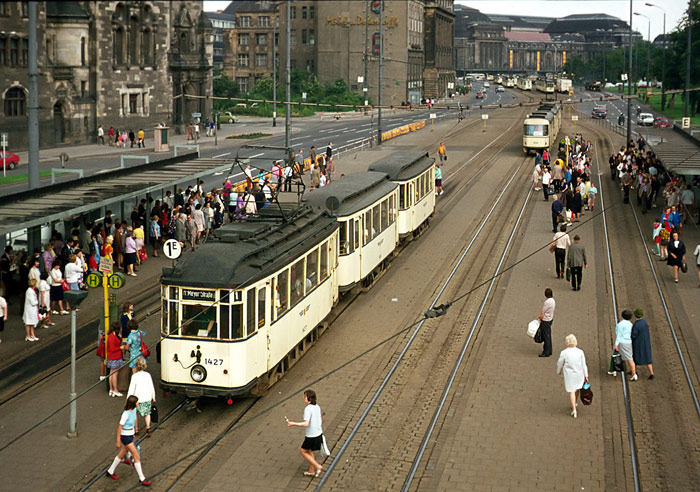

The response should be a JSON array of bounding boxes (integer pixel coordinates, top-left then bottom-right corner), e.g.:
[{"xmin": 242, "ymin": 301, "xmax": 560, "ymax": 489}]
[{"xmin": 409, "ymin": 182, "xmax": 415, "ymax": 230}]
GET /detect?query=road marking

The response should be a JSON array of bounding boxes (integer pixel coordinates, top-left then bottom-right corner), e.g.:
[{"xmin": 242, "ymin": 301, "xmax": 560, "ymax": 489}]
[
  {"xmin": 213, "ymin": 152, "xmax": 231, "ymax": 158},
  {"xmin": 248, "ymin": 152, "xmax": 264, "ymax": 158},
  {"xmin": 227, "ymin": 171, "xmax": 244, "ymax": 179},
  {"xmin": 214, "ymin": 171, "xmax": 224, "ymax": 175}
]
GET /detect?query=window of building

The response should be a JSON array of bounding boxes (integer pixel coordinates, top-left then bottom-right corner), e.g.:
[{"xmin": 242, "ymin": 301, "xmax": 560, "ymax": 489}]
[
  {"xmin": 81, "ymin": 80, "xmax": 86, "ymax": 98},
  {"xmin": 129, "ymin": 94, "xmax": 138, "ymax": 113},
  {"xmin": 4, "ymin": 87, "xmax": 26, "ymax": 116},
  {"xmin": 290, "ymin": 58, "xmax": 296, "ymax": 69},
  {"xmin": 302, "ymin": 6, "xmax": 307, "ymax": 19},
  {"xmin": 290, "ymin": 30, "xmax": 296, "ymax": 45},
  {"xmin": 114, "ymin": 27, "xmax": 126, "ymax": 64},
  {"xmin": 239, "ymin": 16, "xmax": 251, "ymax": 28},
  {"xmin": 0, "ymin": 38, "xmax": 5, "ymax": 65},
  {"xmin": 306, "ymin": 58, "xmax": 314, "ymax": 72},
  {"xmin": 302, "ymin": 29, "xmax": 307, "ymax": 45},
  {"xmin": 236, "ymin": 76, "xmax": 248, "ymax": 93},
  {"xmin": 9, "ymin": 37, "xmax": 17, "ymax": 65},
  {"xmin": 143, "ymin": 28, "xmax": 154, "ymax": 65},
  {"xmin": 238, "ymin": 53, "xmax": 249, "ymax": 67},
  {"xmin": 0, "ymin": 3, "xmax": 7, "ymax": 16},
  {"xmin": 274, "ymin": 32, "xmax": 279, "ymax": 46},
  {"xmin": 21, "ymin": 1, "xmax": 27, "ymax": 17},
  {"xmin": 309, "ymin": 29, "xmax": 315, "ymax": 45},
  {"xmin": 256, "ymin": 33, "xmax": 267, "ymax": 45},
  {"xmin": 80, "ymin": 37, "xmax": 86, "ymax": 66},
  {"xmin": 21, "ymin": 38, "xmax": 28, "ymax": 66},
  {"xmin": 290, "ymin": 6, "xmax": 296, "ymax": 19},
  {"xmin": 255, "ymin": 53, "xmax": 267, "ymax": 67},
  {"xmin": 309, "ymin": 6, "xmax": 315, "ymax": 19},
  {"xmin": 238, "ymin": 33, "xmax": 249, "ymax": 46},
  {"xmin": 259, "ymin": 16, "xmax": 270, "ymax": 27}
]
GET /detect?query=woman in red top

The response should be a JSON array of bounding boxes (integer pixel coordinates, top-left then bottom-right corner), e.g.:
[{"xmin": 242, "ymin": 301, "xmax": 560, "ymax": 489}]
[{"xmin": 106, "ymin": 321, "xmax": 126, "ymax": 397}]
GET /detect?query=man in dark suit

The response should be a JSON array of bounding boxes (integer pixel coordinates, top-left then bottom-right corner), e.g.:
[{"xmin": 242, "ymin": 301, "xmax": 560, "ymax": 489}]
[{"xmin": 551, "ymin": 195, "xmax": 563, "ymax": 233}]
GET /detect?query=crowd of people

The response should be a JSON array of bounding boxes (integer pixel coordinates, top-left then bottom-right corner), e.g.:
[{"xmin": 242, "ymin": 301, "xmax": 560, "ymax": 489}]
[{"xmin": 98, "ymin": 125, "xmax": 146, "ymax": 148}]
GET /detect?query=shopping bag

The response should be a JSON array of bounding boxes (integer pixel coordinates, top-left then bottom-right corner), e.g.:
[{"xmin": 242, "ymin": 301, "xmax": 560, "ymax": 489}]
[
  {"xmin": 580, "ymin": 382, "xmax": 593, "ymax": 405},
  {"xmin": 320, "ymin": 435, "xmax": 330, "ymax": 457},
  {"xmin": 527, "ymin": 319, "xmax": 540, "ymax": 338}
]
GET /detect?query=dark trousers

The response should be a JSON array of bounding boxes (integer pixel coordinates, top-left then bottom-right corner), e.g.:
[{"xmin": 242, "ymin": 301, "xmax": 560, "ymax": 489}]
[
  {"xmin": 540, "ymin": 319, "xmax": 553, "ymax": 356},
  {"xmin": 552, "ymin": 215, "xmax": 559, "ymax": 233},
  {"xmin": 570, "ymin": 266, "xmax": 583, "ymax": 290},
  {"xmin": 543, "ymin": 184, "xmax": 549, "ymax": 201},
  {"xmin": 554, "ymin": 247, "xmax": 566, "ymax": 277},
  {"xmin": 283, "ymin": 176, "xmax": 292, "ymax": 192},
  {"xmin": 552, "ymin": 179, "xmax": 561, "ymax": 193}
]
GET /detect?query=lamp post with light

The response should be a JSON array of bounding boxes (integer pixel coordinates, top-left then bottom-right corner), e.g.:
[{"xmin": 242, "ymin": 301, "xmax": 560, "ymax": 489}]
[
  {"xmin": 633, "ymin": 12, "xmax": 651, "ymax": 86},
  {"xmin": 645, "ymin": 2, "xmax": 667, "ymax": 110}
]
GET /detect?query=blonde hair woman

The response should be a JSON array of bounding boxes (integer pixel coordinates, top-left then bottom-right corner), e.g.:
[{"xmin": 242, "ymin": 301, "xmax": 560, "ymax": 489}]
[{"xmin": 556, "ymin": 334, "xmax": 589, "ymax": 418}]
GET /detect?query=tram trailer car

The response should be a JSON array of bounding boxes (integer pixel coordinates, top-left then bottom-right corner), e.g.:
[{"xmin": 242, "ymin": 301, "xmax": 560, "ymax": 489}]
[
  {"xmin": 523, "ymin": 102, "xmax": 562, "ymax": 154},
  {"xmin": 517, "ymin": 77, "xmax": 532, "ymax": 91},
  {"xmin": 160, "ymin": 206, "xmax": 340, "ymax": 397},
  {"xmin": 535, "ymin": 78, "xmax": 555, "ymax": 94}
]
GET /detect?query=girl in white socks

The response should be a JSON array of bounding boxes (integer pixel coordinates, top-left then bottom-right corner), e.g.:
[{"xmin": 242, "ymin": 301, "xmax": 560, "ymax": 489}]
[{"xmin": 106, "ymin": 395, "xmax": 151, "ymax": 486}]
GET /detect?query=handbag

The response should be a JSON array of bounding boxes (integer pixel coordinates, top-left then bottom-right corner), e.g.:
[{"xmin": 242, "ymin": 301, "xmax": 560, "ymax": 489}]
[
  {"xmin": 610, "ymin": 351, "xmax": 624, "ymax": 373},
  {"xmin": 527, "ymin": 319, "xmax": 540, "ymax": 338},
  {"xmin": 61, "ymin": 279, "xmax": 70, "ymax": 291},
  {"xmin": 549, "ymin": 242, "xmax": 556, "ymax": 253},
  {"xmin": 580, "ymin": 381, "xmax": 593, "ymax": 405},
  {"xmin": 681, "ymin": 262, "xmax": 688, "ymax": 274},
  {"xmin": 534, "ymin": 326, "xmax": 543, "ymax": 344},
  {"xmin": 150, "ymin": 403, "xmax": 159, "ymax": 423},
  {"xmin": 96, "ymin": 340, "xmax": 105, "ymax": 358},
  {"xmin": 139, "ymin": 330, "xmax": 151, "ymax": 358}
]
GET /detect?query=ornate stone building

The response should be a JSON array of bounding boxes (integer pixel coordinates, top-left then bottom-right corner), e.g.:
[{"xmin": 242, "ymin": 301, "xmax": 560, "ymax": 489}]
[
  {"xmin": 0, "ymin": 1, "xmax": 212, "ymax": 149},
  {"xmin": 423, "ymin": 0, "xmax": 455, "ymax": 99}
]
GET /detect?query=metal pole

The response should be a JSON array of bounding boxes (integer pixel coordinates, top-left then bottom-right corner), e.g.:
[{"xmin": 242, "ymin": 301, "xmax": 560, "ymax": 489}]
[
  {"xmin": 646, "ymin": 20, "xmax": 650, "ymax": 84},
  {"xmin": 627, "ymin": 0, "xmax": 633, "ymax": 146},
  {"xmin": 214, "ymin": 113, "xmax": 218, "ymax": 146},
  {"xmin": 662, "ymin": 11, "xmax": 666, "ymax": 110},
  {"xmin": 68, "ymin": 309, "xmax": 78, "ymax": 438},
  {"xmin": 684, "ymin": 2, "xmax": 691, "ymax": 118},
  {"xmin": 364, "ymin": 0, "xmax": 369, "ymax": 113},
  {"xmin": 377, "ymin": 4, "xmax": 383, "ymax": 145},
  {"xmin": 273, "ymin": 9, "xmax": 277, "ymax": 128},
  {"xmin": 28, "ymin": 1, "xmax": 39, "ymax": 190},
  {"xmin": 285, "ymin": 0, "xmax": 291, "ymax": 148}
]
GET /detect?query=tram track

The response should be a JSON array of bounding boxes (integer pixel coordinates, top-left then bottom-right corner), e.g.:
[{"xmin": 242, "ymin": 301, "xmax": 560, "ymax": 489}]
[{"xmin": 587, "ymin": 121, "xmax": 700, "ymax": 491}]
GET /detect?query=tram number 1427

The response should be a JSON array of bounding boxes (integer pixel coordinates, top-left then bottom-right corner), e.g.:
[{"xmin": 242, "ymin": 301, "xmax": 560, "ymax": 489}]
[{"xmin": 205, "ymin": 358, "xmax": 224, "ymax": 366}]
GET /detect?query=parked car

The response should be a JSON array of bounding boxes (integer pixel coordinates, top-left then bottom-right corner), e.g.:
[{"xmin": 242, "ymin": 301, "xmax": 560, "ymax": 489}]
[
  {"xmin": 591, "ymin": 105, "xmax": 607, "ymax": 119},
  {"xmin": 654, "ymin": 116, "xmax": 671, "ymax": 128},
  {"xmin": 637, "ymin": 112, "xmax": 654, "ymax": 126},
  {"xmin": 475, "ymin": 92, "xmax": 485, "ymax": 99},
  {"xmin": 234, "ymin": 102, "xmax": 258, "ymax": 109},
  {"xmin": 483, "ymin": 81, "xmax": 490, "ymax": 88},
  {"xmin": 218, "ymin": 111, "xmax": 238, "ymax": 124},
  {"xmin": 0, "ymin": 150, "xmax": 20, "ymax": 170},
  {"xmin": 496, "ymin": 85, "xmax": 505, "ymax": 92}
]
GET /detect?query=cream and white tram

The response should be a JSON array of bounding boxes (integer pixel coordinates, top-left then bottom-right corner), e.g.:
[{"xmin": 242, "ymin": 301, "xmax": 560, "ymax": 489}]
[
  {"xmin": 523, "ymin": 102, "xmax": 562, "ymax": 154},
  {"xmin": 160, "ymin": 207, "xmax": 339, "ymax": 397},
  {"xmin": 304, "ymin": 172, "xmax": 399, "ymax": 291},
  {"xmin": 368, "ymin": 151, "xmax": 435, "ymax": 238}
]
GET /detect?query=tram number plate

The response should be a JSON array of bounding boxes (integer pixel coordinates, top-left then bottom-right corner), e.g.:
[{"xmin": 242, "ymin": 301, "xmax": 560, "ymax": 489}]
[{"xmin": 204, "ymin": 358, "xmax": 224, "ymax": 366}]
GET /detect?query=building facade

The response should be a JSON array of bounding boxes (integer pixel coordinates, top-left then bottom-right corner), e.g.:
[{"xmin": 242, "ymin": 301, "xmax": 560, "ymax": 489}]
[
  {"xmin": 222, "ymin": 0, "xmax": 277, "ymax": 94},
  {"xmin": 0, "ymin": 1, "xmax": 213, "ymax": 149},
  {"xmin": 278, "ymin": 0, "xmax": 316, "ymax": 74},
  {"xmin": 208, "ymin": 11, "xmax": 237, "ymax": 74},
  {"xmin": 423, "ymin": 0, "xmax": 455, "ymax": 99}
]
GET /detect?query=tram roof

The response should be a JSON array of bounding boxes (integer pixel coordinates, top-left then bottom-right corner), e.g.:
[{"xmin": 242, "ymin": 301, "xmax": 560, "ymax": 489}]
[
  {"xmin": 161, "ymin": 206, "xmax": 337, "ymax": 289},
  {"xmin": 367, "ymin": 151, "xmax": 435, "ymax": 181},
  {"xmin": 303, "ymin": 172, "xmax": 397, "ymax": 217}
]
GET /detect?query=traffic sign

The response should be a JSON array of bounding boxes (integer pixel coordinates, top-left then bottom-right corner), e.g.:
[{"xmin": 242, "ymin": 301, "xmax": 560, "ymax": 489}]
[
  {"xmin": 86, "ymin": 272, "xmax": 102, "ymax": 289},
  {"xmin": 429, "ymin": 113, "xmax": 436, "ymax": 119},
  {"xmin": 481, "ymin": 114, "xmax": 489, "ymax": 120},
  {"xmin": 163, "ymin": 239, "xmax": 183, "ymax": 259},
  {"xmin": 682, "ymin": 117, "xmax": 691, "ymax": 129},
  {"xmin": 99, "ymin": 257, "xmax": 114, "ymax": 275},
  {"xmin": 0, "ymin": 132, "xmax": 7, "ymax": 146},
  {"xmin": 571, "ymin": 115, "xmax": 579, "ymax": 121},
  {"xmin": 108, "ymin": 272, "xmax": 126, "ymax": 290},
  {"xmin": 192, "ymin": 112, "xmax": 201, "ymax": 118}
]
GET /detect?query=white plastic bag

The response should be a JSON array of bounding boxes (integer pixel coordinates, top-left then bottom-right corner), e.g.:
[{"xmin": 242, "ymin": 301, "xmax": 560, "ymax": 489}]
[
  {"xmin": 527, "ymin": 319, "xmax": 540, "ymax": 338},
  {"xmin": 321, "ymin": 435, "xmax": 331, "ymax": 457}
]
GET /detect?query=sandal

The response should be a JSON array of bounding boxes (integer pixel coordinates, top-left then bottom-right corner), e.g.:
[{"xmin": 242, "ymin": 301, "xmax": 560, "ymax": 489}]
[
  {"xmin": 315, "ymin": 468, "xmax": 323, "ymax": 477},
  {"xmin": 303, "ymin": 472, "xmax": 315, "ymax": 477},
  {"xmin": 146, "ymin": 428, "xmax": 152, "ymax": 438}
]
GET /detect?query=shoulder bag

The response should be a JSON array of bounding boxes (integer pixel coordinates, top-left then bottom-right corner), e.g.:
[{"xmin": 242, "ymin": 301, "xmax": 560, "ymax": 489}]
[
  {"xmin": 681, "ymin": 262, "xmax": 688, "ymax": 274},
  {"xmin": 150, "ymin": 404, "xmax": 159, "ymax": 423},
  {"xmin": 534, "ymin": 326, "xmax": 543, "ymax": 344},
  {"xmin": 139, "ymin": 330, "xmax": 151, "ymax": 358},
  {"xmin": 62, "ymin": 279, "xmax": 70, "ymax": 292},
  {"xmin": 580, "ymin": 381, "xmax": 593, "ymax": 405}
]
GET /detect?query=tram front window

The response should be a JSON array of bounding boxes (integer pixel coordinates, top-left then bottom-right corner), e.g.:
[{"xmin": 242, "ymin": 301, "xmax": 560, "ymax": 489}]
[
  {"xmin": 181, "ymin": 304, "xmax": 217, "ymax": 338},
  {"xmin": 524, "ymin": 124, "xmax": 547, "ymax": 137}
]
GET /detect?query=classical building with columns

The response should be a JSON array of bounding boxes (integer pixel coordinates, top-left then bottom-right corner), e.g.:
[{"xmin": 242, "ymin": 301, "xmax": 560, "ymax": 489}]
[{"xmin": 0, "ymin": 1, "xmax": 212, "ymax": 150}]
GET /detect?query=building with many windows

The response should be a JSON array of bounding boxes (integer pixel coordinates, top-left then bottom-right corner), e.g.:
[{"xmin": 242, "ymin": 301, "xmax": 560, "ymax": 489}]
[
  {"xmin": 0, "ymin": 1, "xmax": 212, "ymax": 149},
  {"xmin": 221, "ymin": 0, "xmax": 278, "ymax": 93},
  {"xmin": 207, "ymin": 11, "xmax": 237, "ymax": 74},
  {"xmin": 278, "ymin": 0, "xmax": 316, "ymax": 74}
]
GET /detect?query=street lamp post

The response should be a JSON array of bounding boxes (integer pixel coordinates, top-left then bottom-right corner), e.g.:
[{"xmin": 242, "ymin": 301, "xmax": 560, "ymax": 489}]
[
  {"xmin": 634, "ymin": 12, "xmax": 651, "ymax": 86},
  {"xmin": 684, "ymin": 1, "xmax": 692, "ymax": 118},
  {"xmin": 645, "ymin": 2, "xmax": 667, "ymax": 110}
]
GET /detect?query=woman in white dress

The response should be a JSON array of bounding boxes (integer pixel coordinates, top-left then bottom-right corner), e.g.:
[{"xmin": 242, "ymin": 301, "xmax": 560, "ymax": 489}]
[
  {"xmin": 556, "ymin": 334, "xmax": 588, "ymax": 418},
  {"xmin": 23, "ymin": 278, "xmax": 39, "ymax": 341},
  {"xmin": 127, "ymin": 357, "xmax": 157, "ymax": 437}
]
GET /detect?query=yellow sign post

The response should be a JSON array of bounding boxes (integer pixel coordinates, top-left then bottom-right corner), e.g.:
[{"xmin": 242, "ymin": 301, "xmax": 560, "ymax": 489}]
[{"xmin": 88, "ymin": 262, "xmax": 126, "ymax": 369}]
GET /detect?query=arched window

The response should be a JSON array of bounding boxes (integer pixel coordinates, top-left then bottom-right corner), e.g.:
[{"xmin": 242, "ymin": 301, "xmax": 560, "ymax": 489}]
[
  {"xmin": 179, "ymin": 32, "xmax": 189, "ymax": 53},
  {"xmin": 129, "ymin": 14, "xmax": 140, "ymax": 65},
  {"xmin": 114, "ymin": 26, "xmax": 126, "ymax": 64},
  {"xmin": 4, "ymin": 87, "xmax": 26, "ymax": 116},
  {"xmin": 143, "ymin": 28, "xmax": 154, "ymax": 65}
]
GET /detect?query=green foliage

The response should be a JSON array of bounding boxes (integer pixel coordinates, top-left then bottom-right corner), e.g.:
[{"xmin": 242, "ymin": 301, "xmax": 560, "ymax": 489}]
[{"xmin": 213, "ymin": 74, "xmax": 239, "ymax": 111}]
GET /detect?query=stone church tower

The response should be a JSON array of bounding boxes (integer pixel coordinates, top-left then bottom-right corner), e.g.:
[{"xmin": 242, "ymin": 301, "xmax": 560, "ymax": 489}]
[{"xmin": 0, "ymin": 1, "xmax": 213, "ymax": 149}]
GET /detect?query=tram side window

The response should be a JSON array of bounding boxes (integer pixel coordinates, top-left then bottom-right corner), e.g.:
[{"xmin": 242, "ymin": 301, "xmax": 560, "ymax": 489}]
[
  {"xmin": 169, "ymin": 302, "xmax": 178, "ymax": 334},
  {"xmin": 353, "ymin": 218, "xmax": 360, "ymax": 250},
  {"xmin": 257, "ymin": 287, "xmax": 266, "ymax": 328},
  {"xmin": 347, "ymin": 219, "xmax": 354, "ymax": 253},
  {"xmin": 414, "ymin": 178, "xmax": 420, "ymax": 203},
  {"xmin": 220, "ymin": 305, "xmax": 230, "ymax": 338},
  {"xmin": 246, "ymin": 289, "xmax": 256, "ymax": 336},
  {"xmin": 380, "ymin": 199, "xmax": 388, "ymax": 230},
  {"xmin": 181, "ymin": 304, "xmax": 217, "ymax": 338},
  {"xmin": 307, "ymin": 249, "xmax": 318, "ymax": 290},
  {"xmin": 399, "ymin": 184, "xmax": 406, "ymax": 210},
  {"xmin": 339, "ymin": 221, "xmax": 349, "ymax": 255},
  {"xmin": 320, "ymin": 241, "xmax": 329, "ymax": 280},
  {"xmin": 276, "ymin": 270, "xmax": 288, "ymax": 317},
  {"xmin": 389, "ymin": 194, "xmax": 395, "ymax": 224},
  {"xmin": 290, "ymin": 259, "xmax": 305, "ymax": 305},
  {"xmin": 364, "ymin": 210, "xmax": 371, "ymax": 245},
  {"xmin": 372, "ymin": 204, "xmax": 380, "ymax": 237},
  {"xmin": 231, "ymin": 304, "xmax": 243, "ymax": 339},
  {"xmin": 161, "ymin": 300, "xmax": 168, "ymax": 335}
]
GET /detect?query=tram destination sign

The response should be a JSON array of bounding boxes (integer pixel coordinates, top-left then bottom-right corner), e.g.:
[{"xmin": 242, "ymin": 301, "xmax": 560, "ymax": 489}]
[{"xmin": 181, "ymin": 289, "xmax": 216, "ymax": 302}]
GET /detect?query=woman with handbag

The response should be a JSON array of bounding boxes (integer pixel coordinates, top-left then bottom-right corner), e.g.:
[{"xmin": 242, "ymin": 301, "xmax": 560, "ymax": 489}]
[
  {"xmin": 125, "ymin": 319, "xmax": 149, "ymax": 374},
  {"xmin": 287, "ymin": 389, "xmax": 325, "ymax": 477},
  {"xmin": 556, "ymin": 334, "xmax": 589, "ymax": 418},
  {"xmin": 667, "ymin": 231, "xmax": 686, "ymax": 284},
  {"xmin": 127, "ymin": 357, "xmax": 156, "ymax": 437},
  {"xmin": 107, "ymin": 321, "xmax": 126, "ymax": 397},
  {"xmin": 49, "ymin": 261, "xmax": 70, "ymax": 314}
]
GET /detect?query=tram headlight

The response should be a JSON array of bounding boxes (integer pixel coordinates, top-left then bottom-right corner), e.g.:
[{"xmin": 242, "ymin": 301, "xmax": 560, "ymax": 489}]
[{"xmin": 190, "ymin": 364, "xmax": 207, "ymax": 383}]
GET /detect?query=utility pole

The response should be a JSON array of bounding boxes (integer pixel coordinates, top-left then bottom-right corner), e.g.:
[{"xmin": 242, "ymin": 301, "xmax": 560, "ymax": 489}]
[
  {"xmin": 377, "ymin": 3, "xmax": 383, "ymax": 145},
  {"xmin": 646, "ymin": 3, "xmax": 667, "ymax": 110},
  {"xmin": 626, "ymin": 0, "xmax": 633, "ymax": 146},
  {"xmin": 285, "ymin": 0, "xmax": 291, "ymax": 148},
  {"xmin": 364, "ymin": 0, "xmax": 369, "ymax": 113},
  {"xmin": 28, "ymin": 1, "xmax": 39, "ymax": 190},
  {"xmin": 273, "ymin": 7, "xmax": 277, "ymax": 127},
  {"xmin": 684, "ymin": 1, "xmax": 692, "ymax": 118}
]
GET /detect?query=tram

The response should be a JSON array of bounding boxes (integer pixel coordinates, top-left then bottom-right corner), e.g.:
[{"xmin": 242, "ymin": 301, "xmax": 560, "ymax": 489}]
[
  {"xmin": 516, "ymin": 77, "xmax": 532, "ymax": 91},
  {"xmin": 159, "ymin": 151, "xmax": 436, "ymax": 398},
  {"xmin": 523, "ymin": 101, "xmax": 562, "ymax": 154},
  {"xmin": 535, "ymin": 77, "xmax": 555, "ymax": 94}
]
